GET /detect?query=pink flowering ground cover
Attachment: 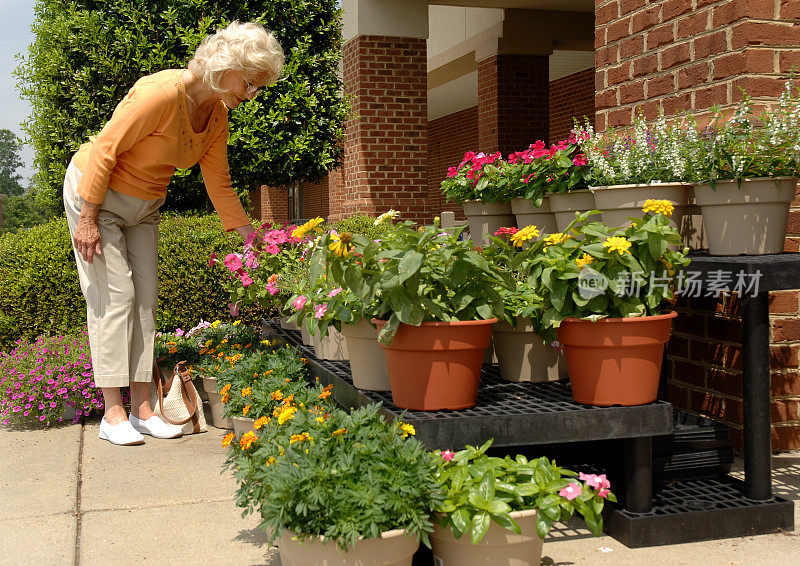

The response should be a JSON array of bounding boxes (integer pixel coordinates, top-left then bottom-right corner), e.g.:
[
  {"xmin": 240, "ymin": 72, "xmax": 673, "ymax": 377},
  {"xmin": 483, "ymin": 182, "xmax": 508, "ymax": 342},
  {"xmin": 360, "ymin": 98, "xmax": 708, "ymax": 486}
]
[{"xmin": 0, "ymin": 330, "xmax": 110, "ymax": 426}]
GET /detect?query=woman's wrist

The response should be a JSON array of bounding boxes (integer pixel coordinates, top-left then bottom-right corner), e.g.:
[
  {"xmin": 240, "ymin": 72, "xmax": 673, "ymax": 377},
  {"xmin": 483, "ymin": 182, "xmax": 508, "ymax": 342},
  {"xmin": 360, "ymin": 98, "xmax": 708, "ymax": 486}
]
[{"xmin": 234, "ymin": 224, "xmax": 255, "ymax": 242}]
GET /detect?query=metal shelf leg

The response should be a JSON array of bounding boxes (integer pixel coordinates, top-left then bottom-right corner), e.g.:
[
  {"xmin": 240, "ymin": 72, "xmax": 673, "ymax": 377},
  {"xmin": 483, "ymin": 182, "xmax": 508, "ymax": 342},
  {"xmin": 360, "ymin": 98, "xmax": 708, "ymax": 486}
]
[
  {"xmin": 742, "ymin": 291, "xmax": 772, "ymax": 500},
  {"xmin": 624, "ymin": 436, "xmax": 653, "ymax": 513}
]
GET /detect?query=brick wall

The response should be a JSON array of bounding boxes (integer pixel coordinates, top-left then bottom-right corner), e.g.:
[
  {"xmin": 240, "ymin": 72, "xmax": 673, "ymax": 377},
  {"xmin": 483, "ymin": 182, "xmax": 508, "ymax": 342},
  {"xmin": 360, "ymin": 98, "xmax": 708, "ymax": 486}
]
[
  {"xmin": 249, "ymin": 185, "xmax": 288, "ymax": 225},
  {"xmin": 478, "ymin": 54, "xmax": 549, "ymax": 156},
  {"xmin": 427, "ymin": 106, "xmax": 478, "ymax": 220},
  {"xmin": 595, "ymin": 0, "xmax": 800, "ymax": 129},
  {"xmin": 303, "ymin": 168, "xmax": 341, "ymax": 220},
  {"xmin": 333, "ymin": 35, "xmax": 429, "ymax": 224},
  {"xmin": 549, "ymin": 67, "xmax": 596, "ymax": 143}
]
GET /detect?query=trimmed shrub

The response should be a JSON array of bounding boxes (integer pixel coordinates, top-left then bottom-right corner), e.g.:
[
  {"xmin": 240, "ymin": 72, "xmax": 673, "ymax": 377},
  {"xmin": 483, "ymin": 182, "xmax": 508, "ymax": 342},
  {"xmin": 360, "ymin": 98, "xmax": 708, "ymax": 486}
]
[{"xmin": 0, "ymin": 213, "xmax": 268, "ymax": 350}]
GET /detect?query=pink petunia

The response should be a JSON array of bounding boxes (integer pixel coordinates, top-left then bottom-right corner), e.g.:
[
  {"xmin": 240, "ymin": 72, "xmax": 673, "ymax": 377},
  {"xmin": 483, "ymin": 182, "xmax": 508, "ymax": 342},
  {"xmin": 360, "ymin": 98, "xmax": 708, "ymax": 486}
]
[
  {"xmin": 264, "ymin": 243, "xmax": 280, "ymax": 255},
  {"xmin": 598, "ymin": 488, "xmax": 610, "ymax": 499},
  {"xmin": 240, "ymin": 273, "xmax": 254, "ymax": 287},
  {"xmin": 314, "ymin": 304, "xmax": 328, "ymax": 319},
  {"xmin": 244, "ymin": 252, "xmax": 259, "ymax": 269},
  {"xmin": 327, "ymin": 287, "xmax": 343, "ymax": 298},
  {"xmin": 293, "ymin": 295, "xmax": 308, "ymax": 310},
  {"xmin": 559, "ymin": 482, "xmax": 582, "ymax": 501},
  {"xmin": 265, "ymin": 282, "xmax": 280, "ymax": 296},
  {"xmin": 175, "ymin": 328, "xmax": 185, "ymax": 337},
  {"xmin": 224, "ymin": 253, "xmax": 243, "ymax": 272},
  {"xmin": 441, "ymin": 450, "xmax": 455, "ymax": 462}
]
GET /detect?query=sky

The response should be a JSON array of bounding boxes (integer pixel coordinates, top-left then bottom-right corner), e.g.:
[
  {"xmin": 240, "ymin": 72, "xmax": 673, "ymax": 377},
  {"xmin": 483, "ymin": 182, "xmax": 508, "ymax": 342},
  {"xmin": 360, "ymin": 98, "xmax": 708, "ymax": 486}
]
[{"xmin": 0, "ymin": 0, "xmax": 35, "ymax": 184}]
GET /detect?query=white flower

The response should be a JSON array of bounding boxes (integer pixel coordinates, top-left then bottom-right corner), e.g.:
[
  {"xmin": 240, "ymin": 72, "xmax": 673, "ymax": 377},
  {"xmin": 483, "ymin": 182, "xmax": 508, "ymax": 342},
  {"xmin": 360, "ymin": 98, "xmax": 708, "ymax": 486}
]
[{"xmin": 374, "ymin": 209, "xmax": 400, "ymax": 225}]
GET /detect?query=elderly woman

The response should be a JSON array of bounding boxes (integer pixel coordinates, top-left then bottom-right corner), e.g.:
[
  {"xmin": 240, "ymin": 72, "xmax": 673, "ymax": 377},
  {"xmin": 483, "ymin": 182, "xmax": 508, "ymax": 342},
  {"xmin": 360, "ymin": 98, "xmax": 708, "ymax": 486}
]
[{"xmin": 63, "ymin": 22, "xmax": 284, "ymax": 445}]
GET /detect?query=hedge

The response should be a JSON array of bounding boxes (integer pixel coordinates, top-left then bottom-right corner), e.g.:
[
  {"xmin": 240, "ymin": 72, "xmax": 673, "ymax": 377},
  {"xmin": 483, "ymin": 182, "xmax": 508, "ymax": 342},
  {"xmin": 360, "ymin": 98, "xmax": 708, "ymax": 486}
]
[{"xmin": 0, "ymin": 213, "xmax": 268, "ymax": 350}]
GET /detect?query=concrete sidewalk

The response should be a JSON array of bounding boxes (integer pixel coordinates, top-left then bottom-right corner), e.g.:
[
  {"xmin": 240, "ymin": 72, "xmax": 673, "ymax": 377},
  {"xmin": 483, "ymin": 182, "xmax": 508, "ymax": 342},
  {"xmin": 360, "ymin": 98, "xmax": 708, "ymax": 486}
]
[{"xmin": 2, "ymin": 415, "xmax": 799, "ymax": 566}]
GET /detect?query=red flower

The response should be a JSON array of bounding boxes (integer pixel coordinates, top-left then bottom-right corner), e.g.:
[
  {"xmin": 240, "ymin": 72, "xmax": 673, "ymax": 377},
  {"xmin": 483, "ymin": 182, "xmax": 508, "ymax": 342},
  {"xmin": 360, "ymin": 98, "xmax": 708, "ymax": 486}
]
[{"xmin": 573, "ymin": 154, "xmax": 588, "ymax": 167}]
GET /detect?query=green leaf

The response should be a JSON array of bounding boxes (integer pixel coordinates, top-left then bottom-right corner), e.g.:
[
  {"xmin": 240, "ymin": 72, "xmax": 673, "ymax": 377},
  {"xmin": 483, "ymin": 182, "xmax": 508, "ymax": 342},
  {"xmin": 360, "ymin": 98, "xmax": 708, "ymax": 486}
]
[
  {"xmin": 397, "ymin": 250, "xmax": 424, "ymax": 284},
  {"xmin": 470, "ymin": 512, "xmax": 491, "ymax": 544}
]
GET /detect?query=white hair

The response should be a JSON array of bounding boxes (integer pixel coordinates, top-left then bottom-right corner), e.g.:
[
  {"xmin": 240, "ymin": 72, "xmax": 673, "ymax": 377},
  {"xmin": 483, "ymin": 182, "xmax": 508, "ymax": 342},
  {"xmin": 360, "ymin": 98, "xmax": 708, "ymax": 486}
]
[{"xmin": 188, "ymin": 21, "xmax": 284, "ymax": 92}]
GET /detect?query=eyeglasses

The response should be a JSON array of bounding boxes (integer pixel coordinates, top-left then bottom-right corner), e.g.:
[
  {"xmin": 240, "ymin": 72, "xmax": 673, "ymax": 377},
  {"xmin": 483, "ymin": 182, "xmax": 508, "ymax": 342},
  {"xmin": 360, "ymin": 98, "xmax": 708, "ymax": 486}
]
[{"xmin": 240, "ymin": 72, "xmax": 262, "ymax": 96}]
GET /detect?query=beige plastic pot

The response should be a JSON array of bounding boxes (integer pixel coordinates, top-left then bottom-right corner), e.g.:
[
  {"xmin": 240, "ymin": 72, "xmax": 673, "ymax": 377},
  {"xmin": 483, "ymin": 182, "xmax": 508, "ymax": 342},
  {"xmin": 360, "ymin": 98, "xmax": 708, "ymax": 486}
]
[
  {"xmin": 510, "ymin": 197, "xmax": 558, "ymax": 234},
  {"xmin": 693, "ymin": 177, "xmax": 798, "ymax": 255},
  {"xmin": 201, "ymin": 376, "xmax": 232, "ymax": 430},
  {"xmin": 340, "ymin": 319, "xmax": 390, "ymax": 391},
  {"xmin": 278, "ymin": 528, "xmax": 419, "ymax": 566},
  {"xmin": 549, "ymin": 190, "xmax": 598, "ymax": 232},
  {"xmin": 592, "ymin": 182, "xmax": 691, "ymax": 229},
  {"xmin": 280, "ymin": 316, "xmax": 301, "ymax": 332},
  {"xmin": 231, "ymin": 416, "xmax": 255, "ymax": 437},
  {"xmin": 300, "ymin": 324, "xmax": 313, "ymax": 346},
  {"xmin": 431, "ymin": 509, "xmax": 542, "ymax": 566},
  {"xmin": 492, "ymin": 320, "xmax": 567, "ymax": 383},
  {"xmin": 312, "ymin": 327, "xmax": 349, "ymax": 360},
  {"xmin": 462, "ymin": 200, "xmax": 516, "ymax": 245}
]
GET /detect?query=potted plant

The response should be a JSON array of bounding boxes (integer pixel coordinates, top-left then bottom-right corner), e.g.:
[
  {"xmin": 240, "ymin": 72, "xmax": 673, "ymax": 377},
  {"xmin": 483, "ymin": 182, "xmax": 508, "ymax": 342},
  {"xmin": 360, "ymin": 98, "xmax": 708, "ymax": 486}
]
[
  {"xmin": 440, "ymin": 150, "xmax": 515, "ymax": 244},
  {"xmin": 578, "ymin": 112, "xmax": 693, "ymax": 237},
  {"xmin": 309, "ymin": 218, "xmax": 510, "ymax": 410},
  {"xmin": 228, "ymin": 403, "xmax": 443, "ymax": 565},
  {"xmin": 686, "ymin": 81, "xmax": 800, "ymax": 255},
  {"xmin": 431, "ymin": 439, "xmax": 614, "ymax": 566},
  {"xmin": 483, "ymin": 227, "xmax": 567, "ymax": 383},
  {"xmin": 530, "ymin": 204, "xmax": 690, "ymax": 406},
  {"xmin": 503, "ymin": 135, "xmax": 592, "ymax": 233}
]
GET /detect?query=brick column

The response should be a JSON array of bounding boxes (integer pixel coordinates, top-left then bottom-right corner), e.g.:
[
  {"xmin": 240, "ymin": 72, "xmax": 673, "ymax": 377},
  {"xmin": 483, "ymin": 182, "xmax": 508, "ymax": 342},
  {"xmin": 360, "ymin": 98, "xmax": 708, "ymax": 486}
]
[
  {"xmin": 250, "ymin": 185, "xmax": 288, "ymax": 225},
  {"xmin": 332, "ymin": 35, "xmax": 428, "ymax": 224},
  {"xmin": 478, "ymin": 54, "xmax": 549, "ymax": 155},
  {"xmin": 597, "ymin": 0, "xmax": 800, "ymax": 450}
]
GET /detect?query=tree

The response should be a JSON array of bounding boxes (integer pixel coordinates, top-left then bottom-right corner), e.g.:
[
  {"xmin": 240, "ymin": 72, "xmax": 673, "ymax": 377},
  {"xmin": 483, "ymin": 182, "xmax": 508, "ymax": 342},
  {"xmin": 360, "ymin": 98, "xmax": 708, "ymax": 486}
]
[
  {"xmin": 16, "ymin": 0, "xmax": 346, "ymax": 217},
  {"xmin": 0, "ymin": 129, "xmax": 25, "ymax": 197}
]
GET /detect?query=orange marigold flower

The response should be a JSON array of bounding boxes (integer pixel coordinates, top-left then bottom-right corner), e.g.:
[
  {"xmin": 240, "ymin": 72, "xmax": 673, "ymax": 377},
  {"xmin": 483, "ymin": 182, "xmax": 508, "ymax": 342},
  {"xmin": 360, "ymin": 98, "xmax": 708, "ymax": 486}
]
[
  {"xmin": 265, "ymin": 456, "xmax": 276, "ymax": 467},
  {"xmin": 242, "ymin": 404, "xmax": 251, "ymax": 416},
  {"xmin": 222, "ymin": 433, "xmax": 235, "ymax": 446},
  {"xmin": 220, "ymin": 383, "xmax": 231, "ymax": 395},
  {"xmin": 268, "ymin": 274, "xmax": 279, "ymax": 284},
  {"xmin": 285, "ymin": 378, "xmax": 291, "ymax": 383},
  {"xmin": 282, "ymin": 394, "xmax": 295, "ymax": 405},
  {"xmin": 168, "ymin": 347, "xmax": 177, "ymax": 354},
  {"xmin": 254, "ymin": 416, "xmax": 270, "ymax": 429},
  {"xmin": 332, "ymin": 428, "xmax": 347, "ymax": 437},
  {"xmin": 271, "ymin": 390, "xmax": 283, "ymax": 401},
  {"xmin": 239, "ymin": 431, "xmax": 258, "ymax": 449},
  {"xmin": 289, "ymin": 432, "xmax": 312, "ymax": 444},
  {"xmin": 241, "ymin": 387, "xmax": 252, "ymax": 397},
  {"xmin": 221, "ymin": 393, "xmax": 230, "ymax": 404}
]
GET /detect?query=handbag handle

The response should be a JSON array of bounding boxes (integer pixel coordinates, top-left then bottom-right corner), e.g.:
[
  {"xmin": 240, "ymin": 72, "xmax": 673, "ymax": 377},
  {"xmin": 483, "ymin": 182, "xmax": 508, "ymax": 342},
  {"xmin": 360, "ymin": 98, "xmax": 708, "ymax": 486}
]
[{"xmin": 152, "ymin": 360, "xmax": 199, "ymax": 426}]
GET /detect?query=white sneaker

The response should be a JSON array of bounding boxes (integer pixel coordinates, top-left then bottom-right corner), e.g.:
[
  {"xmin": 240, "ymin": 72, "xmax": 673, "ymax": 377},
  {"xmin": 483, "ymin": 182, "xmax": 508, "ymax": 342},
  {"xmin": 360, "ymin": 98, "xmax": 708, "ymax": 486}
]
[
  {"xmin": 129, "ymin": 414, "xmax": 183, "ymax": 439},
  {"xmin": 98, "ymin": 418, "xmax": 145, "ymax": 446}
]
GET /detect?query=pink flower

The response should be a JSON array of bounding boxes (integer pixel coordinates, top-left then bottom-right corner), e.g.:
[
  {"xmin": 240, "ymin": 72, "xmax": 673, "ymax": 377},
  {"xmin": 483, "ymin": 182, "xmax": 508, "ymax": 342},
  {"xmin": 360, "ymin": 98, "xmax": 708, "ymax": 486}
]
[
  {"xmin": 208, "ymin": 252, "xmax": 217, "ymax": 267},
  {"xmin": 598, "ymin": 488, "xmax": 610, "ymax": 498},
  {"xmin": 447, "ymin": 166, "xmax": 459, "ymax": 178},
  {"xmin": 441, "ymin": 450, "xmax": 455, "ymax": 462},
  {"xmin": 175, "ymin": 328, "xmax": 185, "ymax": 337},
  {"xmin": 314, "ymin": 304, "xmax": 328, "ymax": 319},
  {"xmin": 559, "ymin": 482, "xmax": 582, "ymax": 501},
  {"xmin": 229, "ymin": 303, "xmax": 240, "ymax": 316},
  {"xmin": 265, "ymin": 282, "xmax": 280, "ymax": 296},
  {"xmin": 550, "ymin": 340, "xmax": 564, "ymax": 351},
  {"xmin": 244, "ymin": 252, "xmax": 259, "ymax": 269},
  {"xmin": 522, "ymin": 174, "xmax": 534, "ymax": 184},
  {"xmin": 240, "ymin": 273, "xmax": 253, "ymax": 287},
  {"xmin": 293, "ymin": 295, "xmax": 308, "ymax": 310},
  {"xmin": 568, "ymin": 130, "xmax": 578, "ymax": 144},
  {"xmin": 493, "ymin": 226, "xmax": 519, "ymax": 237},
  {"xmin": 264, "ymin": 243, "xmax": 280, "ymax": 255},
  {"xmin": 264, "ymin": 229, "xmax": 288, "ymax": 245},
  {"xmin": 573, "ymin": 154, "xmax": 588, "ymax": 167},
  {"xmin": 224, "ymin": 253, "xmax": 243, "ymax": 272},
  {"xmin": 327, "ymin": 287, "xmax": 343, "ymax": 298}
]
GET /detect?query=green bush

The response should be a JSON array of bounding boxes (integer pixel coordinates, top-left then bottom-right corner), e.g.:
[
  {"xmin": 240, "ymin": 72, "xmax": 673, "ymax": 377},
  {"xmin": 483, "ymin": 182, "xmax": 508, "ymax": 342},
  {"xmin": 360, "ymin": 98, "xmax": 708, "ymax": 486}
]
[
  {"xmin": 16, "ymin": 0, "xmax": 346, "ymax": 217},
  {"xmin": 0, "ymin": 213, "xmax": 268, "ymax": 350}
]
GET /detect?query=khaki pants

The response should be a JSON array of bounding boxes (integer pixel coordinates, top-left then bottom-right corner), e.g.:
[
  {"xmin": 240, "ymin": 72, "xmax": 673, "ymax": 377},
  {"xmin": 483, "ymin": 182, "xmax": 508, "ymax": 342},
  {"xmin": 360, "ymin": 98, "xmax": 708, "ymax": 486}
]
[{"xmin": 63, "ymin": 160, "xmax": 165, "ymax": 388}]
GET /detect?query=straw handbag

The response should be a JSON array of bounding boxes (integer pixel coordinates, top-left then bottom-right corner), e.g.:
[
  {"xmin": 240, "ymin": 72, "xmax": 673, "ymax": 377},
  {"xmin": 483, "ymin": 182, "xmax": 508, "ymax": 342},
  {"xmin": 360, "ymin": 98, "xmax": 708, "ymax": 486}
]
[{"xmin": 150, "ymin": 360, "xmax": 207, "ymax": 435}]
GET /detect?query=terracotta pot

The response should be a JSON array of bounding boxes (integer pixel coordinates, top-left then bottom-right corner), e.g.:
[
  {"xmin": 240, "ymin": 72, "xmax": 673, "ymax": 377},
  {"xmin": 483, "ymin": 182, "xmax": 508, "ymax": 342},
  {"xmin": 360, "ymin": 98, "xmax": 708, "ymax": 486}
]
[
  {"xmin": 592, "ymin": 182, "xmax": 691, "ymax": 230},
  {"xmin": 312, "ymin": 327, "xmax": 349, "ymax": 360},
  {"xmin": 549, "ymin": 190, "xmax": 598, "ymax": 233},
  {"xmin": 280, "ymin": 316, "xmax": 301, "ymax": 332},
  {"xmin": 201, "ymin": 376, "xmax": 232, "ymax": 430},
  {"xmin": 492, "ymin": 319, "xmax": 567, "ymax": 383},
  {"xmin": 693, "ymin": 177, "xmax": 797, "ymax": 255},
  {"xmin": 231, "ymin": 416, "xmax": 255, "ymax": 437},
  {"xmin": 340, "ymin": 319, "xmax": 391, "ymax": 391},
  {"xmin": 510, "ymin": 197, "xmax": 558, "ymax": 234},
  {"xmin": 557, "ymin": 312, "xmax": 677, "ymax": 406},
  {"xmin": 300, "ymin": 324, "xmax": 313, "ymax": 346},
  {"xmin": 462, "ymin": 200, "xmax": 516, "ymax": 245},
  {"xmin": 431, "ymin": 508, "xmax": 542, "ymax": 566},
  {"xmin": 372, "ymin": 318, "xmax": 496, "ymax": 411},
  {"xmin": 277, "ymin": 528, "xmax": 419, "ymax": 566}
]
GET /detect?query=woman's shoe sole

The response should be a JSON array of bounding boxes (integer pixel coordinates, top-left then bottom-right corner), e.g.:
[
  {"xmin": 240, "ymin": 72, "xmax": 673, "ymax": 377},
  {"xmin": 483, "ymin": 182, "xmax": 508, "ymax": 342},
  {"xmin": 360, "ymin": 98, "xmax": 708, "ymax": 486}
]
[{"xmin": 98, "ymin": 431, "xmax": 145, "ymax": 446}]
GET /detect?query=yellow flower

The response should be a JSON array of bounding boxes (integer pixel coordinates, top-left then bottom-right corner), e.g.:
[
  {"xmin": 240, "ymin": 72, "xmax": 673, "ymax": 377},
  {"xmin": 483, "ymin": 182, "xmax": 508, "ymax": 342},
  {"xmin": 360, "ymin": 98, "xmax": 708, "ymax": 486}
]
[
  {"xmin": 374, "ymin": 209, "xmax": 400, "ymax": 225},
  {"xmin": 254, "ymin": 416, "xmax": 270, "ymax": 429},
  {"xmin": 233, "ymin": 320, "xmax": 242, "ymax": 326},
  {"xmin": 242, "ymin": 404, "xmax": 251, "ymax": 416},
  {"xmin": 276, "ymin": 405, "xmax": 297, "ymax": 425},
  {"xmin": 576, "ymin": 253, "xmax": 595, "ymax": 269},
  {"xmin": 332, "ymin": 428, "xmax": 347, "ymax": 437},
  {"xmin": 271, "ymin": 390, "xmax": 284, "ymax": 401},
  {"xmin": 239, "ymin": 431, "xmax": 258, "ymax": 450},
  {"xmin": 603, "ymin": 236, "xmax": 632, "ymax": 256},
  {"xmin": 260, "ymin": 339, "xmax": 271, "ymax": 346},
  {"xmin": 265, "ymin": 456, "xmax": 277, "ymax": 467},
  {"xmin": 315, "ymin": 416, "xmax": 324, "ymax": 423},
  {"xmin": 543, "ymin": 232, "xmax": 572, "ymax": 247},
  {"xmin": 211, "ymin": 320, "xmax": 221, "ymax": 328},
  {"xmin": 292, "ymin": 217, "xmax": 325, "ymax": 239},
  {"xmin": 328, "ymin": 232, "xmax": 353, "ymax": 257},
  {"xmin": 221, "ymin": 338, "xmax": 228, "ymax": 344},
  {"xmin": 220, "ymin": 383, "xmax": 231, "ymax": 395},
  {"xmin": 289, "ymin": 432, "xmax": 313, "ymax": 444},
  {"xmin": 221, "ymin": 393, "xmax": 230, "ymax": 404},
  {"xmin": 509, "ymin": 225, "xmax": 540, "ymax": 248},
  {"xmin": 205, "ymin": 340, "xmax": 213, "ymax": 347},
  {"xmin": 241, "ymin": 387, "xmax": 252, "ymax": 397},
  {"xmin": 221, "ymin": 433, "xmax": 235, "ymax": 446},
  {"xmin": 642, "ymin": 199, "xmax": 674, "ymax": 217},
  {"xmin": 398, "ymin": 423, "xmax": 416, "ymax": 437}
]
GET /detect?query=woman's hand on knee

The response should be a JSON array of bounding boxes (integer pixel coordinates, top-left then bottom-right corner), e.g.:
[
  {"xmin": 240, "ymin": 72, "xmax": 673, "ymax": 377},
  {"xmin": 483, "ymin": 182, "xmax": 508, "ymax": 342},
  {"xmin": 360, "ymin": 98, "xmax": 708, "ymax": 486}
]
[{"xmin": 74, "ymin": 218, "xmax": 102, "ymax": 263}]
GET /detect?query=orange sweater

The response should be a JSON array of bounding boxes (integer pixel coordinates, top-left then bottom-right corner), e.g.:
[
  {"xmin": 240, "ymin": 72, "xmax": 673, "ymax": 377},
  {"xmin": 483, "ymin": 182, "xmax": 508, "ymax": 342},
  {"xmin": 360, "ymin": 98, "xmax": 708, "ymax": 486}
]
[{"xmin": 73, "ymin": 69, "xmax": 250, "ymax": 231}]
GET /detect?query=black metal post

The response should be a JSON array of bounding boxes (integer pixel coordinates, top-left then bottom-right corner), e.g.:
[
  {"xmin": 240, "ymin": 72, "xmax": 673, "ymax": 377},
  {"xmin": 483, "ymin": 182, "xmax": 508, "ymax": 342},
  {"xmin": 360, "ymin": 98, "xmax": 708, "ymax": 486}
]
[
  {"xmin": 624, "ymin": 436, "xmax": 653, "ymax": 513},
  {"xmin": 742, "ymin": 291, "xmax": 772, "ymax": 500}
]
